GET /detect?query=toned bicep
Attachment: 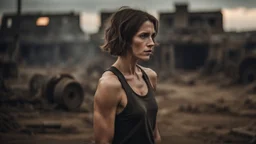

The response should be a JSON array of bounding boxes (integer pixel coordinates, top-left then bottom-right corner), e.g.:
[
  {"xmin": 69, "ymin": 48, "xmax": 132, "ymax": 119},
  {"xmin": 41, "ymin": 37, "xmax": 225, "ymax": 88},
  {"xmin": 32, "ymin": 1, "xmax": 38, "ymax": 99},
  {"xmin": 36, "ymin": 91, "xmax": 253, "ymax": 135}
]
[{"xmin": 93, "ymin": 78, "xmax": 120, "ymax": 143}]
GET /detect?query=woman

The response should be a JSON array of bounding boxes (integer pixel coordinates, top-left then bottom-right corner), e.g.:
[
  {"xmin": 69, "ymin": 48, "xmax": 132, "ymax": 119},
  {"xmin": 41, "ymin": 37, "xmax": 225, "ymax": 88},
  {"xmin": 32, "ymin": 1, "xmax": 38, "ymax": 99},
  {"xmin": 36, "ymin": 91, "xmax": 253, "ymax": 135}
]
[{"xmin": 93, "ymin": 7, "xmax": 161, "ymax": 144}]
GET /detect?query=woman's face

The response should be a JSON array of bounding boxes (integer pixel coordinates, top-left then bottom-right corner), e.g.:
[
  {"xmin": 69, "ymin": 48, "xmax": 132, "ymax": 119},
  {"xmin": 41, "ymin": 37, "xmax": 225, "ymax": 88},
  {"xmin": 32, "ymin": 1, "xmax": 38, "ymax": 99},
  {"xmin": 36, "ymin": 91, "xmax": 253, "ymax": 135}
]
[{"xmin": 130, "ymin": 20, "xmax": 156, "ymax": 61}]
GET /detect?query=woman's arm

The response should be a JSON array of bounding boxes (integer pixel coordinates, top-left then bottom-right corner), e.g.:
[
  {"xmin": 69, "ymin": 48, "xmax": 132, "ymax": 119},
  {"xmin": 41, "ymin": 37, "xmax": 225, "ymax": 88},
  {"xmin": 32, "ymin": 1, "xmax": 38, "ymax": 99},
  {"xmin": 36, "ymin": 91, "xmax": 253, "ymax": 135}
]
[{"xmin": 93, "ymin": 74, "xmax": 121, "ymax": 144}]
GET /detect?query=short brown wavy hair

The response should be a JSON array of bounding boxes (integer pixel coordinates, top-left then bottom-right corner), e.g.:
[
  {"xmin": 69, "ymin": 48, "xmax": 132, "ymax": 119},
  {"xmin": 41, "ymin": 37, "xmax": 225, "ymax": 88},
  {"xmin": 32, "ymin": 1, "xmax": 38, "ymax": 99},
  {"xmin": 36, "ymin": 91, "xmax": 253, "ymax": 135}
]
[{"xmin": 100, "ymin": 7, "xmax": 159, "ymax": 56}]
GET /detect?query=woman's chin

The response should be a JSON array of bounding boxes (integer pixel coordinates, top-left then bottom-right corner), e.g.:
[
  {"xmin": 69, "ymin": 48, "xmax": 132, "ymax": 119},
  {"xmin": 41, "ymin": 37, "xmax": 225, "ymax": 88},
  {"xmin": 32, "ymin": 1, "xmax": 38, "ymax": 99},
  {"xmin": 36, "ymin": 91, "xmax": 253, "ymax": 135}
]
[{"xmin": 139, "ymin": 56, "xmax": 151, "ymax": 61}]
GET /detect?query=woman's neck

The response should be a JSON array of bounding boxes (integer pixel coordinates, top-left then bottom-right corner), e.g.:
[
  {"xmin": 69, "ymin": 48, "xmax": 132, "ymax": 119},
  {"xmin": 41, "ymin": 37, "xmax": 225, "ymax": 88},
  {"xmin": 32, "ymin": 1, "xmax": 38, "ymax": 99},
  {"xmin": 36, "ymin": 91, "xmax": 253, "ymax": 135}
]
[{"xmin": 113, "ymin": 55, "xmax": 138, "ymax": 75}]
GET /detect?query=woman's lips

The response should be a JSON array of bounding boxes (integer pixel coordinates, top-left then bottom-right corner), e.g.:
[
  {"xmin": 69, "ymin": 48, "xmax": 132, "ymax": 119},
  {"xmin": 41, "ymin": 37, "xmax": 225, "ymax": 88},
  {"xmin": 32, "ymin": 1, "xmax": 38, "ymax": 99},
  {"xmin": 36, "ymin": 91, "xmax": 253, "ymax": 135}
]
[{"xmin": 144, "ymin": 50, "xmax": 152, "ymax": 55}]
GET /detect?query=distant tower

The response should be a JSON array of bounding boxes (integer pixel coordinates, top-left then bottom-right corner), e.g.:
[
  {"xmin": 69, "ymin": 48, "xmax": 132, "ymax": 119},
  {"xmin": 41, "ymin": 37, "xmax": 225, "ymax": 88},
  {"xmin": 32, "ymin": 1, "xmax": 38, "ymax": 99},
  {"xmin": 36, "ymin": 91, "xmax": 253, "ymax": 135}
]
[{"xmin": 174, "ymin": 3, "xmax": 188, "ymax": 28}]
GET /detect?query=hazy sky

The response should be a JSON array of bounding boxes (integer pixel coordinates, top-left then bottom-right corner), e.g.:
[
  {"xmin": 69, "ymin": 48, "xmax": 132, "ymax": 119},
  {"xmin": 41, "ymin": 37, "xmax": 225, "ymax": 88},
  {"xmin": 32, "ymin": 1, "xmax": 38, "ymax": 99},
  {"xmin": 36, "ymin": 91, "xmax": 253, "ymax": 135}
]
[{"xmin": 0, "ymin": 0, "xmax": 256, "ymax": 33}]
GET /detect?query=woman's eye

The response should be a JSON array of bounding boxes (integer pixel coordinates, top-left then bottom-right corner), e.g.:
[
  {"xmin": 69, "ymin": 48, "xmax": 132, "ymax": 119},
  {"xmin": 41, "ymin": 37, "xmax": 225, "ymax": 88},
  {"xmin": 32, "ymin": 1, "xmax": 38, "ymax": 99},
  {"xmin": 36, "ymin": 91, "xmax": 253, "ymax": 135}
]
[{"xmin": 139, "ymin": 33, "xmax": 149, "ymax": 38}]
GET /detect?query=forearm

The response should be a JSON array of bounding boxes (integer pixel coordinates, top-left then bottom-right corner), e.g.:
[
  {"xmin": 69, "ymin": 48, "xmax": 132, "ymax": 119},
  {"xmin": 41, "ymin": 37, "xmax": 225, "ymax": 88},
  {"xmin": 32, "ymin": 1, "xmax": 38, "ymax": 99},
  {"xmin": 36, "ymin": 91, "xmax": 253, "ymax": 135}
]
[
  {"xmin": 155, "ymin": 136, "xmax": 161, "ymax": 144},
  {"xmin": 94, "ymin": 128, "xmax": 113, "ymax": 144},
  {"xmin": 154, "ymin": 133, "xmax": 161, "ymax": 144},
  {"xmin": 154, "ymin": 127, "xmax": 161, "ymax": 144},
  {"xmin": 94, "ymin": 114, "xmax": 114, "ymax": 144},
  {"xmin": 94, "ymin": 132, "xmax": 113, "ymax": 144}
]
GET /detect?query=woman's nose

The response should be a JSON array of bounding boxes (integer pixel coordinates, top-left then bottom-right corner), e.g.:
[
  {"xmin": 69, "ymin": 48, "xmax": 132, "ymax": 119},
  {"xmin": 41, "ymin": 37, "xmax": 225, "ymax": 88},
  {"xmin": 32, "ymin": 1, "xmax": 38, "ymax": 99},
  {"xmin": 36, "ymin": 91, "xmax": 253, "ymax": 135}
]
[{"xmin": 147, "ymin": 38, "xmax": 155, "ymax": 48}]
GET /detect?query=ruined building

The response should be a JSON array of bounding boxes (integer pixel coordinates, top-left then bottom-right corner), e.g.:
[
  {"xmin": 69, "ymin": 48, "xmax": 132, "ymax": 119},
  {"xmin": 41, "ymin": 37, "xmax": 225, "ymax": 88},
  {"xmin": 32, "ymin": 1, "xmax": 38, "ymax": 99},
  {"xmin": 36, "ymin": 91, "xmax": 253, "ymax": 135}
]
[
  {"xmin": 159, "ymin": 3, "xmax": 223, "ymax": 34},
  {"xmin": 158, "ymin": 3, "xmax": 223, "ymax": 71},
  {"xmin": 0, "ymin": 12, "xmax": 90, "ymax": 66}
]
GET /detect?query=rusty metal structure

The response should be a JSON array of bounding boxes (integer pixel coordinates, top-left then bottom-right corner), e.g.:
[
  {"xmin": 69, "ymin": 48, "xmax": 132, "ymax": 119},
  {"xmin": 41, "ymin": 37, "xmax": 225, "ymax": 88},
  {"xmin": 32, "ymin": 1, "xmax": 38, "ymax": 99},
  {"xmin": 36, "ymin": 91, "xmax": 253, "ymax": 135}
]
[
  {"xmin": 206, "ymin": 31, "xmax": 256, "ymax": 84},
  {"xmin": 235, "ymin": 32, "xmax": 256, "ymax": 84},
  {"xmin": 30, "ymin": 73, "xmax": 85, "ymax": 110}
]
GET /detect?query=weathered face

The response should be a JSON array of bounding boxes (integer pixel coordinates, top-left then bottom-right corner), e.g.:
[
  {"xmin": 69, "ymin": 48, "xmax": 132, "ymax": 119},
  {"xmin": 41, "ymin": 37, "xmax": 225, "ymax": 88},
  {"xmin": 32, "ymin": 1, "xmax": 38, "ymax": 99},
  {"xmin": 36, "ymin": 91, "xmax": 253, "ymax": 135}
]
[{"xmin": 130, "ymin": 20, "xmax": 156, "ymax": 61}]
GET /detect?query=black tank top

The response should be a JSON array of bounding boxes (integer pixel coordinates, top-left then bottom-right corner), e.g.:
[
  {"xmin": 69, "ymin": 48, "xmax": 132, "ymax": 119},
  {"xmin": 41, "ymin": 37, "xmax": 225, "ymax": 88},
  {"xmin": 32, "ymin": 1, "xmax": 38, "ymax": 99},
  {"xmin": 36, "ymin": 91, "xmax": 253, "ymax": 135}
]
[{"xmin": 107, "ymin": 66, "xmax": 158, "ymax": 144}]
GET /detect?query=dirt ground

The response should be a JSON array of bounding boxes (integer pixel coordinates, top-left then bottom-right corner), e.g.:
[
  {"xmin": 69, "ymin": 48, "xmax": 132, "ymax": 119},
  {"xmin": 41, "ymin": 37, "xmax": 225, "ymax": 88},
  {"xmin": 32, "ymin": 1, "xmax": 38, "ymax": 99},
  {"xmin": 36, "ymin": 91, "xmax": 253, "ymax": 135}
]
[
  {"xmin": 156, "ymin": 71, "xmax": 256, "ymax": 144},
  {"xmin": 1, "ymin": 70, "xmax": 256, "ymax": 144}
]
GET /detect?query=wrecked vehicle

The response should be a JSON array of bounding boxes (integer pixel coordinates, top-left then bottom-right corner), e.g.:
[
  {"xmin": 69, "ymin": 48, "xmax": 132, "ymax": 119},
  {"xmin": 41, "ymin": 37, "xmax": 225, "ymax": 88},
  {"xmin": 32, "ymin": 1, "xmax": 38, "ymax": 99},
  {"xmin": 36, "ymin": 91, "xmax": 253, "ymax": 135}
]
[{"xmin": 223, "ymin": 32, "xmax": 256, "ymax": 84}]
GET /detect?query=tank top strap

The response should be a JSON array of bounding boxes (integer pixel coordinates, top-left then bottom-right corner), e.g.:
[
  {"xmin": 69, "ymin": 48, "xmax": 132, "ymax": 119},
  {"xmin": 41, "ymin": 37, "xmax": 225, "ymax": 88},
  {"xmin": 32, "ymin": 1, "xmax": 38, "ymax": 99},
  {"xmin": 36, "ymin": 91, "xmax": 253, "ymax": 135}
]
[
  {"xmin": 106, "ymin": 66, "xmax": 133, "ymax": 95},
  {"xmin": 136, "ymin": 65, "xmax": 154, "ymax": 90}
]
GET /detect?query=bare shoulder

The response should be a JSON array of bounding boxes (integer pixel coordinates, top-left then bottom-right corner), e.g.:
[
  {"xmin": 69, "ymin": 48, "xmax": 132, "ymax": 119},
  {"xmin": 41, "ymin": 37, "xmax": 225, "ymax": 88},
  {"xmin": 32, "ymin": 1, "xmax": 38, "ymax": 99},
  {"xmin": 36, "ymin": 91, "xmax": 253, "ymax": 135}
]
[
  {"xmin": 94, "ymin": 71, "xmax": 122, "ymax": 105},
  {"xmin": 138, "ymin": 65, "xmax": 157, "ymax": 79},
  {"xmin": 98, "ymin": 71, "xmax": 121, "ymax": 90}
]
